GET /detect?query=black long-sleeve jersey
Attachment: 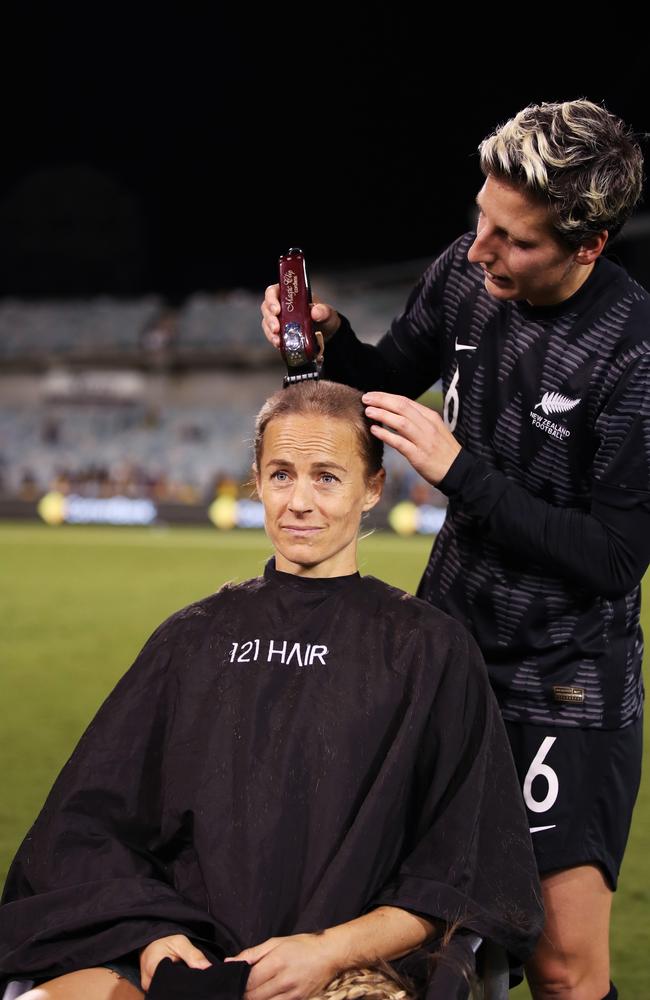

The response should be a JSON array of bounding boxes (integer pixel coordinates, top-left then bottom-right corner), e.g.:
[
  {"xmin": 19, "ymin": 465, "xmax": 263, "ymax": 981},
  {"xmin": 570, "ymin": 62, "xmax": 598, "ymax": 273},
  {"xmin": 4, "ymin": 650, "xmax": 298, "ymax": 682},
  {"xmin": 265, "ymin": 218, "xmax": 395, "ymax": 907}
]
[
  {"xmin": 0, "ymin": 561, "xmax": 542, "ymax": 983},
  {"xmin": 322, "ymin": 233, "xmax": 650, "ymax": 730}
]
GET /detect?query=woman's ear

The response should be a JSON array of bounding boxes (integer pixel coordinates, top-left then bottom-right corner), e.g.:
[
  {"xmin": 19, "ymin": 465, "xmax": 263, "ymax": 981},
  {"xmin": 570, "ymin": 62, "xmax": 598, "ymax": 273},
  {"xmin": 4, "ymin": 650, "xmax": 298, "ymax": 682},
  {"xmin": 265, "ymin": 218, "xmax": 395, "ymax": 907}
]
[
  {"xmin": 575, "ymin": 230, "xmax": 608, "ymax": 264},
  {"xmin": 362, "ymin": 468, "xmax": 385, "ymax": 512},
  {"xmin": 252, "ymin": 464, "xmax": 261, "ymax": 499}
]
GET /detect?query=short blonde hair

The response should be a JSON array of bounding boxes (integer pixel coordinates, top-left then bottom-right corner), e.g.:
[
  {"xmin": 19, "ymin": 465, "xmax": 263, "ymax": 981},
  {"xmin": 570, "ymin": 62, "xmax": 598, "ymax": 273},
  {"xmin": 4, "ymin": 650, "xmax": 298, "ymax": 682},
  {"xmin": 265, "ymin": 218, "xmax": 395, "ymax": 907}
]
[{"xmin": 479, "ymin": 99, "xmax": 644, "ymax": 246}]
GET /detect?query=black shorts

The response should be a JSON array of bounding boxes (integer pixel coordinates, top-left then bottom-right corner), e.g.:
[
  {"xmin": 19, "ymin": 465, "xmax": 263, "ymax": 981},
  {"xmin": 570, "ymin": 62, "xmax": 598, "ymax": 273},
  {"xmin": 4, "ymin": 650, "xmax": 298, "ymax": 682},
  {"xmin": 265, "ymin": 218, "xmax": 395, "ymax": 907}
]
[
  {"xmin": 102, "ymin": 956, "xmax": 143, "ymax": 991},
  {"xmin": 504, "ymin": 716, "xmax": 643, "ymax": 890}
]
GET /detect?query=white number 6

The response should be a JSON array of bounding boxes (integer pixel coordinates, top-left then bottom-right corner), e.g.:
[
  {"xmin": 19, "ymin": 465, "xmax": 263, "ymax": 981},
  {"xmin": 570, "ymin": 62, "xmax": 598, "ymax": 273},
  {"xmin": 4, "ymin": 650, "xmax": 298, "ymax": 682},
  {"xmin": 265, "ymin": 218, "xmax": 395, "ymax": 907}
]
[
  {"xmin": 523, "ymin": 736, "xmax": 559, "ymax": 813},
  {"xmin": 443, "ymin": 364, "xmax": 460, "ymax": 432}
]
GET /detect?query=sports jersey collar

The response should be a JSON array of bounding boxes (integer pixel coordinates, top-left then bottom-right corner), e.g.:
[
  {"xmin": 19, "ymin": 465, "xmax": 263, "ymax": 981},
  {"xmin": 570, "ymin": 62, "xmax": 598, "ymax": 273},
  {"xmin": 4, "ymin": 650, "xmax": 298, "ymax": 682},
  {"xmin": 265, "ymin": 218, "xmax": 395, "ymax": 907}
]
[
  {"xmin": 514, "ymin": 255, "xmax": 615, "ymax": 321},
  {"xmin": 264, "ymin": 556, "xmax": 361, "ymax": 591}
]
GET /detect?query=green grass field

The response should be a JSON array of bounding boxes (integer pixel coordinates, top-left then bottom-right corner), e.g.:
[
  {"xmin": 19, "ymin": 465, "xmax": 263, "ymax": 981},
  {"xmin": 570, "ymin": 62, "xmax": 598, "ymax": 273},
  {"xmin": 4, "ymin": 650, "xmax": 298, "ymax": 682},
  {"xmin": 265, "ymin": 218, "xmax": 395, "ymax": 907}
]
[{"xmin": 1, "ymin": 523, "xmax": 647, "ymax": 996}]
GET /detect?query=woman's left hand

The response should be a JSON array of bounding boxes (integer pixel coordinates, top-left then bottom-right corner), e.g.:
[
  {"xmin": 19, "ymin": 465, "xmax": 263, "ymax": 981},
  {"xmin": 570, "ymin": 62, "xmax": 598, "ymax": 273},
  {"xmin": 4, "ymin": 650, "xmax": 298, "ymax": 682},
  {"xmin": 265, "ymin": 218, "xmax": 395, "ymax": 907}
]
[
  {"xmin": 362, "ymin": 391, "xmax": 461, "ymax": 486},
  {"xmin": 226, "ymin": 933, "xmax": 339, "ymax": 1000},
  {"xmin": 139, "ymin": 934, "xmax": 212, "ymax": 991}
]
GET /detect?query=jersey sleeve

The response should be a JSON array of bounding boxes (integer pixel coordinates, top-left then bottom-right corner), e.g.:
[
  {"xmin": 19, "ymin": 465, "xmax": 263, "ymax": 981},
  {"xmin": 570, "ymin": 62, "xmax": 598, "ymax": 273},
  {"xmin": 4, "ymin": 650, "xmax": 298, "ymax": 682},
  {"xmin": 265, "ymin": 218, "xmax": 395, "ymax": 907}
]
[
  {"xmin": 0, "ymin": 617, "xmax": 225, "ymax": 981},
  {"xmin": 370, "ymin": 625, "xmax": 543, "ymax": 962},
  {"xmin": 437, "ymin": 354, "xmax": 650, "ymax": 598},
  {"xmin": 320, "ymin": 238, "xmax": 466, "ymax": 396}
]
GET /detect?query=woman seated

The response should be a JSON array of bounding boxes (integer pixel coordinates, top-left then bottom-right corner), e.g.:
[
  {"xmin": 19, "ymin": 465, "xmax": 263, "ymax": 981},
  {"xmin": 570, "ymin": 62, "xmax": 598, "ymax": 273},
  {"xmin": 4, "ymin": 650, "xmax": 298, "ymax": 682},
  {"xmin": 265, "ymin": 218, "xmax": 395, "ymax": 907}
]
[{"xmin": 0, "ymin": 381, "xmax": 543, "ymax": 1000}]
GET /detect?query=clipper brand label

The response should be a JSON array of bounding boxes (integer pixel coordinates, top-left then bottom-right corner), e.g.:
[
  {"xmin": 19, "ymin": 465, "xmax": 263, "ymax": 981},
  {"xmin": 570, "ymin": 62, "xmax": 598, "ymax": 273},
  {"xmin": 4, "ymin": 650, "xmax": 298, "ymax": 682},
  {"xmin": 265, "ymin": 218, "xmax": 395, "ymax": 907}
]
[{"xmin": 282, "ymin": 269, "xmax": 299, "ymax": 311}]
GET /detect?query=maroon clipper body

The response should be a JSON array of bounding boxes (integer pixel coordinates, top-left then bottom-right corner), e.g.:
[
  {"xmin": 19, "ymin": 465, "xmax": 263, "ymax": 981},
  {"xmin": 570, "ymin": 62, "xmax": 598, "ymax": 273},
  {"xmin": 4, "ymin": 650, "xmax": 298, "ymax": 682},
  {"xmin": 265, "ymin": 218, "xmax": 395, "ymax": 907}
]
[{"xmin": 279, "ymin": 248, "xmax": 321, "ymax": 387}]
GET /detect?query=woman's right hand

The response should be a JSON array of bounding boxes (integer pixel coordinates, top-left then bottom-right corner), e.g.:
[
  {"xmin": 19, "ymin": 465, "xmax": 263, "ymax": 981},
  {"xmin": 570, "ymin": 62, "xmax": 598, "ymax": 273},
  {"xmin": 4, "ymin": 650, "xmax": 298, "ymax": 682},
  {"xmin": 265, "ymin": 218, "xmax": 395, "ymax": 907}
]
[
  {"xmin": 139, "ymin": 933, "xmax": 212, "ymax": 992},
  {"xmin": 261, "ymin": 284, "xmax": 341, "ymax": 351}
]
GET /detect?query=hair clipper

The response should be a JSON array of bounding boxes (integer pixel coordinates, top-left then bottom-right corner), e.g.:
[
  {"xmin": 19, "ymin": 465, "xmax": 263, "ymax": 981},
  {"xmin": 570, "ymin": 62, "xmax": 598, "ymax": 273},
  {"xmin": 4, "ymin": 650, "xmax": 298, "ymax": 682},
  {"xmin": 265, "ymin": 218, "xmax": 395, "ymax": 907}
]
[{"xmin": 278, "ymin": 248, "xmax": 322, "ymax": 387}]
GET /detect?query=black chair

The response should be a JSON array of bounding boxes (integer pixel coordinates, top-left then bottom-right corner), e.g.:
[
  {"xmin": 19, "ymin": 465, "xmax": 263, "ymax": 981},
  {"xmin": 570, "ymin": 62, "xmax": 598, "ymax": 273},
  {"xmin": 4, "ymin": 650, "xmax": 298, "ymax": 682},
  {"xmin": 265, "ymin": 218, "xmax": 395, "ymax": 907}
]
[
  {"xmin": 418, "ymin": 931, "xmax": 510, "ymax": 1000},
  {"xmin": 2, "ymin": 983, "xmax": 34, "ymax": 999},
  {"xmin": 470, "ymin": 934, "xmax": 511, "ymax": 1000}
]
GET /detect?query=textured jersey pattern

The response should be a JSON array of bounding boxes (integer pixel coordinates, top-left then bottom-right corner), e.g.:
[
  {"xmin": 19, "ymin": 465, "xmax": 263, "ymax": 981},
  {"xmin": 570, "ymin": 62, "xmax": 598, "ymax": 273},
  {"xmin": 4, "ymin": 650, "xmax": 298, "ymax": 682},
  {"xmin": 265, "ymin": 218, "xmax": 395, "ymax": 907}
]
[{"xmin": 405, "ymin": 234, "xmax": 650, "ymax": 728}]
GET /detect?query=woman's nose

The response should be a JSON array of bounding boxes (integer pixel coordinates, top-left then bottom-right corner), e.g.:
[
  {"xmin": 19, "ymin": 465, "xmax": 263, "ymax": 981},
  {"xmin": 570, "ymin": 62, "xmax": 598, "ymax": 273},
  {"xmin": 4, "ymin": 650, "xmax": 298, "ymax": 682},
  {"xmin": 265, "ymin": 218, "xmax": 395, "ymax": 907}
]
[
  {"xmin": 288, "ymin": 479, "xmax": 313, "ymax": 513},
  {"xmin": 467, "ymin": 225, "xmax": 496, "ymax": 264}
]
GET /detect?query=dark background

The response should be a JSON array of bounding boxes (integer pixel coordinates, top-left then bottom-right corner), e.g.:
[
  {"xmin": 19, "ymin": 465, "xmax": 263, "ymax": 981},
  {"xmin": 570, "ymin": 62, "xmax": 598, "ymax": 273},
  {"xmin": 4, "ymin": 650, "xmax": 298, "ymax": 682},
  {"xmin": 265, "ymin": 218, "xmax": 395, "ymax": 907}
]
[{"xmin": 1, "ymin": 9, "xmax": 647, "ymax": 298}]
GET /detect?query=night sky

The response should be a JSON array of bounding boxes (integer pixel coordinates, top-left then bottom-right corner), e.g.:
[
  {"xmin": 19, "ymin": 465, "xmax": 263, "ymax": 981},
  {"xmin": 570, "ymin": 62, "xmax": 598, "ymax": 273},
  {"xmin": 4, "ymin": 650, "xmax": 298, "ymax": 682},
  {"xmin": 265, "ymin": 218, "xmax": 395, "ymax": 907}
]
[{"xmin": 1, "ymin": 10, "xmax": 647, "ymax": 298}]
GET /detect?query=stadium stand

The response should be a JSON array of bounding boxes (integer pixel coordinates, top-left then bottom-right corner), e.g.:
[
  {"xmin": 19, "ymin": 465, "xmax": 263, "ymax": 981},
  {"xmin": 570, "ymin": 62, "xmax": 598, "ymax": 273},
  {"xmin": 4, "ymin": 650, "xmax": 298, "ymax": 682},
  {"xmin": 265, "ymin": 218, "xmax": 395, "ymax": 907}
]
[{"xmin": 0, "ymin": 267, "xmax": 425, "ymax": 510}]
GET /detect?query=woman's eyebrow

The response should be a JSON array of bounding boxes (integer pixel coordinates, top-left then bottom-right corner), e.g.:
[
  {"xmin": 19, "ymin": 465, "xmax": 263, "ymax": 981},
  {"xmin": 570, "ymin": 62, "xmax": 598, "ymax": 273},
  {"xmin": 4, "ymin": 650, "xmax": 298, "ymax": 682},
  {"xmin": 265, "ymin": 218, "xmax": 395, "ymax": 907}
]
[
  {"xmin": 311, "ymin": 461, "xmax": 348, "ymax": 473},
  {"xmin": 265, "ymin": 458, "xmax": 348, "ymax": 473},
  {"xmin": 474, "ymin": 193, "xmax": 535, "ymax": 243}
]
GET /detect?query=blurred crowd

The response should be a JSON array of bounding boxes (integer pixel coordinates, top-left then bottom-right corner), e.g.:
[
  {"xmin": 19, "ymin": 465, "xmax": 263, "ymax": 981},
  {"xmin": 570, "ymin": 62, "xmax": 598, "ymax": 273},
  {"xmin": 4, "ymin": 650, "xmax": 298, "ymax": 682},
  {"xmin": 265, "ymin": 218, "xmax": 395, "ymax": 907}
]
[{"xmin": 0, "ymin": 286, "xmax": 446, "ymax": 525}]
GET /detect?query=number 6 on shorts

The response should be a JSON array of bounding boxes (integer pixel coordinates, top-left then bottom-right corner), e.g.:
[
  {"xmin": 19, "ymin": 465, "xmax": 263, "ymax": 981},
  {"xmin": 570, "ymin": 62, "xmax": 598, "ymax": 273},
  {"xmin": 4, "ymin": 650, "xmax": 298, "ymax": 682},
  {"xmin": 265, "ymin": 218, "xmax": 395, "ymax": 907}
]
[{"xmin": 523, "ymin": 736, "xmax": 559, "ymax": 813}]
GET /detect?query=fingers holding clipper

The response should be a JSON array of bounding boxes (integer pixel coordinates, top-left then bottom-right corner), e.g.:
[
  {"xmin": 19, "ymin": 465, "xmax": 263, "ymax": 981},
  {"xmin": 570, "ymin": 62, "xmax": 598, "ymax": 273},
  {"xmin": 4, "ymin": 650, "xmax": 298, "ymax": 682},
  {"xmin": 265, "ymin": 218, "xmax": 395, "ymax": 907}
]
[
  {"xmin": 261, "ymin": 283, "xmax": 282, "ymax": 348},
  {"xmin": 310, "ymin": 297, "xmax": 341, "ymax": 341}
]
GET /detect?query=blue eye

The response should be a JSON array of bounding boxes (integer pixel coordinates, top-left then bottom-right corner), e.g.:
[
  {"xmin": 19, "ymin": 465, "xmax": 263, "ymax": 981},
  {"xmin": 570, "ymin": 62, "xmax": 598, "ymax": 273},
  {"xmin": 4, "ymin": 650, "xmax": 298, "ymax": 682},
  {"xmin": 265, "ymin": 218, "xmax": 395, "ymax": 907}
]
[
  {"xmin": 271, "ymin": 470, "xmax": 289, "ymax": 481},
  {"xmin": 319, "ymin": 472, "xmax": 339, "ymax": 484}
]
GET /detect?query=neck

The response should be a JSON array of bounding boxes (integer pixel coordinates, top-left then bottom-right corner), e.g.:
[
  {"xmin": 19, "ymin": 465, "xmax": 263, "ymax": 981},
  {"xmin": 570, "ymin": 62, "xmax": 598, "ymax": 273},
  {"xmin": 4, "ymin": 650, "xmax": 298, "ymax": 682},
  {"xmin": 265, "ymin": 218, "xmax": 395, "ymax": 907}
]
[
  {"xmin": 274, "ymin": 549, "xmax": 359, "ymax": 578},
  {"xmin": 526, "ymin": 261, "xmax": 595, "ymax": 307}
]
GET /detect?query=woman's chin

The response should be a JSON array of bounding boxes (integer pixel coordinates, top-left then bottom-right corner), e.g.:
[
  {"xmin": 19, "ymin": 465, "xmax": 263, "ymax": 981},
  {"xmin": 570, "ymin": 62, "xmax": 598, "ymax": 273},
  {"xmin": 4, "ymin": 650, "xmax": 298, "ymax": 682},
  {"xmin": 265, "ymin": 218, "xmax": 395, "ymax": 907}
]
[{"xmin": 275, "ymin": 542, "xmax": 322, "ymax": 570}]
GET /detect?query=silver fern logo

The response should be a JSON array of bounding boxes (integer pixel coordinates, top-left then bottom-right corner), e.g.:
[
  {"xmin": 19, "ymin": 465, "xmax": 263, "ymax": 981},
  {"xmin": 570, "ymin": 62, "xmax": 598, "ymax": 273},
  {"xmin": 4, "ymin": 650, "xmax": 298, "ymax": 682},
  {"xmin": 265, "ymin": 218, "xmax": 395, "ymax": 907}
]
[
  {"xmin": 534, "ymin": 392, "xmax": 581, "ymax": 416},
  {"xmin": 530, "ymin": 391, "xmax": 581, "ymax": 440}
]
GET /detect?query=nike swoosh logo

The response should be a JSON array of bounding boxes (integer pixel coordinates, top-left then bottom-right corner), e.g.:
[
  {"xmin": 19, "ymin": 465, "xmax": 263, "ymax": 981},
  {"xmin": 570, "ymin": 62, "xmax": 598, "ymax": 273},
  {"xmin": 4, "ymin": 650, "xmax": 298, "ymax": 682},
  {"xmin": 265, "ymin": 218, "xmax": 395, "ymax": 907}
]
[
  {"xmin": 530, "ymin": 825, "xmax": 556, "ymax": 833},
  {"xmin": 454, "ymin": 339, "xmax": 477, "ymax": 352}
]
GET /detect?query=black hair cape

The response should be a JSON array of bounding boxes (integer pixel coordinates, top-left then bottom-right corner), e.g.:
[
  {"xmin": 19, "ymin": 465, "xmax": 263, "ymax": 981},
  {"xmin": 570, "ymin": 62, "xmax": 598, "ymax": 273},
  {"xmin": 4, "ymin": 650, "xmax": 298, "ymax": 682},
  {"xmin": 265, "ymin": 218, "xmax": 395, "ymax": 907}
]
[{"xmin": 0, "ymin": 560, "xmax": 543, "ymax": 988}]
